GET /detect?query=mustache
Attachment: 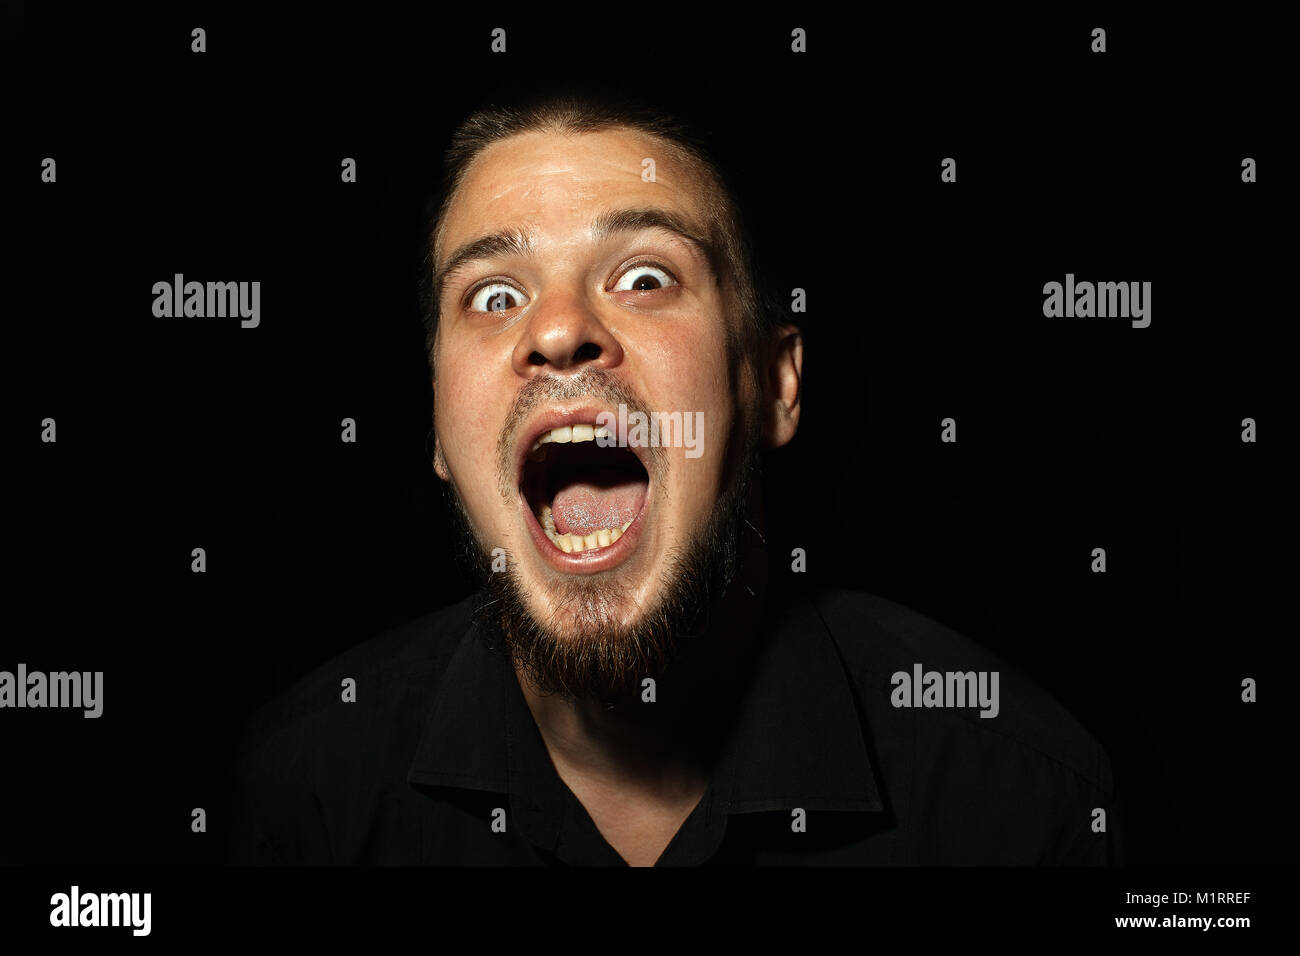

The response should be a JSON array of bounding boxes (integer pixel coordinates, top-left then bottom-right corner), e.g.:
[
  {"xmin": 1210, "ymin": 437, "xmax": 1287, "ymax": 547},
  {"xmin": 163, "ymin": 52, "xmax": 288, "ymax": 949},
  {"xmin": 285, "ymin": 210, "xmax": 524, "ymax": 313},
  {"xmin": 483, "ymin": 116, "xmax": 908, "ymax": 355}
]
[{"xmin": 495, "ymin": 367, "xmax": 664, "ymax": 499}]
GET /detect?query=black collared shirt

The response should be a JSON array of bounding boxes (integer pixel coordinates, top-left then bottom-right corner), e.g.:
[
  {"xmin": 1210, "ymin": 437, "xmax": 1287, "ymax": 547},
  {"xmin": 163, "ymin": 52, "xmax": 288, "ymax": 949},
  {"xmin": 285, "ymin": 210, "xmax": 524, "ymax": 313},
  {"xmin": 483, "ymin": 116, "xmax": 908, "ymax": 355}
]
[{"xmin": 232, "ymin": 588, "xmax": 1122, "ymax": 865}]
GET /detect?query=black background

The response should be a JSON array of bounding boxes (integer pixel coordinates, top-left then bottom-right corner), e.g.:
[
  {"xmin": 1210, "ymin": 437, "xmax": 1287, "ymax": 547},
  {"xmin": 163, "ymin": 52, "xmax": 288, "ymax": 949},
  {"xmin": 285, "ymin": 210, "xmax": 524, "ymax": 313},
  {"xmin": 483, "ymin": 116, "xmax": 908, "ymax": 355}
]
[{"xmin": 8, "ymin": 3, "xmax": 1293, "ymax": 869}]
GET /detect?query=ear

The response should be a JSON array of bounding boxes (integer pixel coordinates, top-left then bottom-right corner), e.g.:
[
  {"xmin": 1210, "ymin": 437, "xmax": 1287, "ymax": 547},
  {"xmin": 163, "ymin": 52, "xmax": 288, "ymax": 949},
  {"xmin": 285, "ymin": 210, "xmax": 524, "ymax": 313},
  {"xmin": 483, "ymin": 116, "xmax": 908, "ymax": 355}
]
[
  {"xmin": 432, "ymin": 438, "xmax": 450, "ymax": 481},
  {"xmin": 762, "ymin": 324, "xmax": 803, "ymax": 449},
  {"xmin": 431, "ymin": 376, "xmax": 451, "ymax": 481}
]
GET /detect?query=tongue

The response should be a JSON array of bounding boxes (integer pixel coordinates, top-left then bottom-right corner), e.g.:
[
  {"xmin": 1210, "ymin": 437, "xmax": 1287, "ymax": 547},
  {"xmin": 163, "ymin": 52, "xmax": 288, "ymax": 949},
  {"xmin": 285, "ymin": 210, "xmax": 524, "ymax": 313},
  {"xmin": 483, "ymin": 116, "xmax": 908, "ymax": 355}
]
[{"xmin": 550, "ymin": 469, "xmax": 646, "ymax": 536}]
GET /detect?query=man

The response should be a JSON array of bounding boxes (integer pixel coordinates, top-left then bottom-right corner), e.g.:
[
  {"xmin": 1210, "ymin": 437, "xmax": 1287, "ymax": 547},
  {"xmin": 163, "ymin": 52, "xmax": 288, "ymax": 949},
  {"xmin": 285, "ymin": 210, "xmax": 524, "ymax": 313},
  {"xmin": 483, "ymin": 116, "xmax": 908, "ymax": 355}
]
[{"xmin": 234, "ymin": 91, "xmax": 1122, "ymax": 866}]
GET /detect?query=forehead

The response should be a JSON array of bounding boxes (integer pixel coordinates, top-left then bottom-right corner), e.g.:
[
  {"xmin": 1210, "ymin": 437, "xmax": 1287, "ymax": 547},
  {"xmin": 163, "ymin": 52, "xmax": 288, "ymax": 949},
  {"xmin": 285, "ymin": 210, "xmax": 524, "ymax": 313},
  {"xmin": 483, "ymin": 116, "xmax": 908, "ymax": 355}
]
[{"xmin": 438, "ymin": 127, "xmax": 713, "ymax": 257}]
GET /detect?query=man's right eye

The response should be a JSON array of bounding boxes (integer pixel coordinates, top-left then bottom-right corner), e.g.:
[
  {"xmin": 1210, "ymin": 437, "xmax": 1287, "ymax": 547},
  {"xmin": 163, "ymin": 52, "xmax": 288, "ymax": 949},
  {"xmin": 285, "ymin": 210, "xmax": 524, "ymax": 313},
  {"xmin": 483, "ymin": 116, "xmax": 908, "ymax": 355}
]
[{"xmin": 468, "ymin": 282, "xmax": 527, "ymax": 313}]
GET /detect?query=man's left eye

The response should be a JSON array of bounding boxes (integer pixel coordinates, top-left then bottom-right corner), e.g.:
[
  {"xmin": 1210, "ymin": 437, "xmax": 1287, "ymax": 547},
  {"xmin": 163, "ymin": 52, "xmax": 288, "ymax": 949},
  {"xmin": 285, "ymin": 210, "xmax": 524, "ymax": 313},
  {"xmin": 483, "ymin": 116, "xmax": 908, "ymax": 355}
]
[{"xmin": 612, "ymin": 264, "xmax": 677, "ymax": 293}]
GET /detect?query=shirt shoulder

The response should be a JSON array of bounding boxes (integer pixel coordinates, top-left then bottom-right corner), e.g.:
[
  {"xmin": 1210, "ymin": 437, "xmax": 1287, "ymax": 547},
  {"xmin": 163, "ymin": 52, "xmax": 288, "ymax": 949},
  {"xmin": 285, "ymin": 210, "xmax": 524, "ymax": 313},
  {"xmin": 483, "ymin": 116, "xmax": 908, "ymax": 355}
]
[
  {"xmin": 239, "ymin": 593, "xmax": 476, "ymax": 743},
  {"xmin": 813, "ymin": 588, "xmax": 1107, "ymax": 784},
  {"xmin": 231, "ymin": 592, "xmax": 480, "ymax": 863},
  {"xmin": 808, "ymin": 588, "xmax": 1121, "ymax": 863}
]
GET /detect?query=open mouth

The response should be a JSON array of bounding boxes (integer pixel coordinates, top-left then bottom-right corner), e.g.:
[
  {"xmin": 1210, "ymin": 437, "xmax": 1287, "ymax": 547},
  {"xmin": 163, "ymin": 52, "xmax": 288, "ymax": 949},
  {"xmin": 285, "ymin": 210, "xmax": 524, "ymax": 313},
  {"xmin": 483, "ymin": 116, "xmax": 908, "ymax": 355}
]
[{"xmin": 520, "ymin": 421, "xmax": 650, "ymax": 555}]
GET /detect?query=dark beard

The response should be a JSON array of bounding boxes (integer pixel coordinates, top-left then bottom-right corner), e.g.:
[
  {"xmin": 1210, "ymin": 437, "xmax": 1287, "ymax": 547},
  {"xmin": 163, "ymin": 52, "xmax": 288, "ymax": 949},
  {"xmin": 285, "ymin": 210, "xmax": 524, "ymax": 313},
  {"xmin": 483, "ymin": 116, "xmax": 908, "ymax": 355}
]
[{"xmin": 442, "ymin": 418, "xmax": 759, "ymax": 706}]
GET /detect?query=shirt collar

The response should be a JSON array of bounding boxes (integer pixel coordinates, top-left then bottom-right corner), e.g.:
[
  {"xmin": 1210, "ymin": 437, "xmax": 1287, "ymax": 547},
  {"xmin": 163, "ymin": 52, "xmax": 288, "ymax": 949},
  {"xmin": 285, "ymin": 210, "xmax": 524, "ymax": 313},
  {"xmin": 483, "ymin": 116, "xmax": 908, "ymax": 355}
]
[
  {"xmin": 709, "ymin": 591, "xmax": 884, "ymax": 814},
  {"xmin": 407, "ymin": 589, "xmax": 884, "ymax": 818}
]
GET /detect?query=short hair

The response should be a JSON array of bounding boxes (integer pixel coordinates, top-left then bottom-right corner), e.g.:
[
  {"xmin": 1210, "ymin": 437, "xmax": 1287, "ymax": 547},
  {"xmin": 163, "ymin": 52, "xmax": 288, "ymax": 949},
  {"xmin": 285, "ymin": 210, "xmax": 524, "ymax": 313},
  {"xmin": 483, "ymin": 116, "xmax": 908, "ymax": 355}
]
[{"xmin": 417, "ymin": 91, "xmax": 780, "ymax": 371}]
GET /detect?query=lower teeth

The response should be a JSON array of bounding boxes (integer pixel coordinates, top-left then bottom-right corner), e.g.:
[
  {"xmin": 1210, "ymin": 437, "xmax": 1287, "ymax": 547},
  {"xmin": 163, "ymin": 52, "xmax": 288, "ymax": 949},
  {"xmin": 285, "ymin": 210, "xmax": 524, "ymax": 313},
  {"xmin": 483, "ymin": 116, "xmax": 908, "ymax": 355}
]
[{"xmin": 539, "ymin": 504, "xmax": 631, "ymax": 553}]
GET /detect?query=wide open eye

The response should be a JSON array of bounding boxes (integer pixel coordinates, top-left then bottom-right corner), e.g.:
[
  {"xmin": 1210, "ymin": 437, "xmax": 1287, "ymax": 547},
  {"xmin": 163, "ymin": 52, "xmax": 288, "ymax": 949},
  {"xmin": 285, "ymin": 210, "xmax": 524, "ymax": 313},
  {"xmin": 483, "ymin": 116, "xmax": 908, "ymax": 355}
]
[
  {"xmin": 468, "ymin": 282, "xmax": 527, "ymax": 312},
  {"xmin": 611, "ymin": 263, "xmax": 678, "ymax": 293}
]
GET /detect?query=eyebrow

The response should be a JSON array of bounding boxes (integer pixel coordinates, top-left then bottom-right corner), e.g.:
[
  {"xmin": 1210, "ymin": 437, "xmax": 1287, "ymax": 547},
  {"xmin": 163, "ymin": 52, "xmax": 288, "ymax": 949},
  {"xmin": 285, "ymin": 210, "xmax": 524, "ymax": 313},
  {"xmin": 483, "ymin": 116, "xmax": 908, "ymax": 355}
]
[
  {"xmin": 433, "ymin": 207, "xmax": 718, "ymax": 302},
  {"xmin": 590, "ymin": 207, "xmax": 714, "ymax": 258},
  {"xmin": 434, "ymin": 228, "xmax": 536, "ymax": 300}
]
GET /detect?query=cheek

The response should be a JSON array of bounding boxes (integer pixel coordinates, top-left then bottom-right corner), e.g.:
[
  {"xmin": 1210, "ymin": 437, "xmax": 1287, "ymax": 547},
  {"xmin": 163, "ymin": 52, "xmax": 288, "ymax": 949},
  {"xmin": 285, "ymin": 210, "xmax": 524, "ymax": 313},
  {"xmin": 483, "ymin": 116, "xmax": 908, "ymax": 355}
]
[
  {"xmin": 641, "ymin": 318, "xmax": 732, "ymax": 399},
  {"xmin": 642, "ymin": 331, "xmax": 739, "ymax": 495},
  {"xmin": 435, "ymin": 355, "xmax": 509, "ymax": 497}
]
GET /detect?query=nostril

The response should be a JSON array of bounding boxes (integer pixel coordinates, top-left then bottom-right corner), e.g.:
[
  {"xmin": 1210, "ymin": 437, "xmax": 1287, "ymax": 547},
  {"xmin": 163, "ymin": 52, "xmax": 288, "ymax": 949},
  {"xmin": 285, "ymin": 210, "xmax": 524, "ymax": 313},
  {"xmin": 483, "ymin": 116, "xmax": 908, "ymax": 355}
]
[
  {"xmin": 528, "ymin": 351, "xmax": 547, "ymax": 366},
  {"xmin": 572, "ymin": 342, "xmax": 601, "ymax": 363}
]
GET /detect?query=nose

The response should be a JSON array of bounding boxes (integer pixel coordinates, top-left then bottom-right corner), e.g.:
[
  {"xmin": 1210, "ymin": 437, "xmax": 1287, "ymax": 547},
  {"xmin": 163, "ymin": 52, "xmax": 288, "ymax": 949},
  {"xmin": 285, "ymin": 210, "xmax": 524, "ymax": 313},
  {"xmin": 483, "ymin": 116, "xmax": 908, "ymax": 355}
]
[{"xmin": 511, "ymin": 287, "xmax": 624, "ymax": 377}]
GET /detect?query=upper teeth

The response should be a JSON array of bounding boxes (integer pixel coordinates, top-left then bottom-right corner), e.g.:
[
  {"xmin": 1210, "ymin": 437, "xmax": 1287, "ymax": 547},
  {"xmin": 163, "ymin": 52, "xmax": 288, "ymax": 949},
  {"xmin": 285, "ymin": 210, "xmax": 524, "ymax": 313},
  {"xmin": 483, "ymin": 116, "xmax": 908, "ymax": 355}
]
[{"xmin": 530, "ymin": 423, "xmax": 610, "ymax": 451}]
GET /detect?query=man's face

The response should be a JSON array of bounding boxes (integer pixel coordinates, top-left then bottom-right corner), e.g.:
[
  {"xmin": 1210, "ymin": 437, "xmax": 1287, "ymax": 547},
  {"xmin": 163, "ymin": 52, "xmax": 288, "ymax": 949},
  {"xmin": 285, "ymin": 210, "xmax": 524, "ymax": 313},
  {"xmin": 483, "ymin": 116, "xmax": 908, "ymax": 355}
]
[{"xmin": 431, "ymin": 127, "xmax": 758, "ymax": 697}]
